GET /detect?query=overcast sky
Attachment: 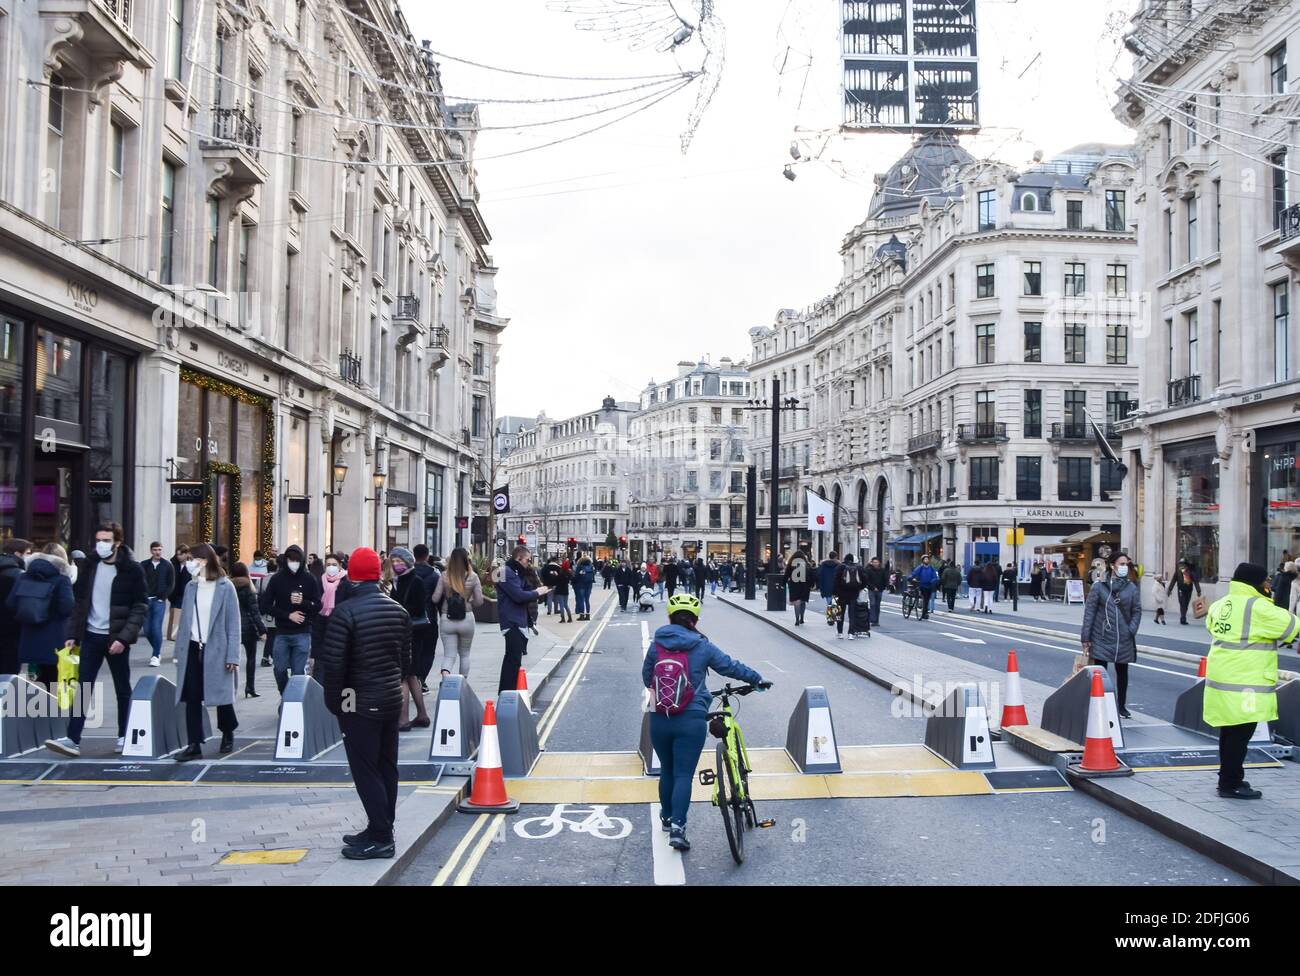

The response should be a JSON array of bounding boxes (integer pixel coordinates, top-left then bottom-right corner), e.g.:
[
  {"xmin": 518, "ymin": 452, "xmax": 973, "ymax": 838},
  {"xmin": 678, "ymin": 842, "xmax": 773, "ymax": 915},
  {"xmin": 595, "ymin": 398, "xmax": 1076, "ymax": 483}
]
[{"xmin": 406, "ymin": 0, "xmax": 1138, "ymax": 420}]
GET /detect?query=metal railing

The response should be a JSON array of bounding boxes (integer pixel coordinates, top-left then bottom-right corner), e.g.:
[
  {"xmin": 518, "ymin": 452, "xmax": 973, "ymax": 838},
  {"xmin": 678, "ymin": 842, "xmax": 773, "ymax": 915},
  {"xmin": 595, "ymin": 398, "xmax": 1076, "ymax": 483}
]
[
  {"xmin": 209, "ymin": 105, "xmax": 261, "ymax": 153},
  {"xmin": 907, "ymin": 430, "xmax": 943, "ymax": 453},
  {"xmin": 759, "ymin": 465, "xmax": 801, "ymax": 480},
  {"xmin": 430, "ymin": 326, "xmax": 449, "ymax": 348},
  {"xmin": 395, "ymin": 295, "xmax": 420, "ymax": 320},
  {"xmin": 591, "ymin": 502, "xmax": 619, "ymax": 511},
  {"xmin": 1167, "ymin": 374, "xmax": 1201, "ymax": 407},
  {"xmin": 1049, "ymin": 422, "xmax": 1091, "ymax": 442},
  {"xmin": 956, "ymin": 423, "xmax": 1007, "ymax": 443},
  {"xmin": 1281, "ymin": 202, "xmax": 1300, "ymax": 243},
  {"xmin": 338, "ymin": 349, "xmax": 363, "ymax": 387},
  {"xmin": 96, "ymin": 0, "xmax": 132, "ymax": 28}
]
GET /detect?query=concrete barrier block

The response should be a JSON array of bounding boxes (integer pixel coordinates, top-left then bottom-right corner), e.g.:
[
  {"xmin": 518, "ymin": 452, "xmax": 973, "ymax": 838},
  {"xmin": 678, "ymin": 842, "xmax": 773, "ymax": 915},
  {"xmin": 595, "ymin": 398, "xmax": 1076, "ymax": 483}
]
[
  {"xmin": 1174, "ymin": 679, "xmax": 1272, "ymax": 744},
  {"xmin": 430, "ymin": 675, "xmax": 482, "ymax": 763},
  {"xmin": 1041, "ymin": 666, "xmax": 1123, "ymax": 750},
  {"xmin": 496, "ymin": 691, "xmax": 540, "ymax": 777},
  {"xmin": 639, "ymin": 710, "xmax": 661, "ymax": 776},
  {"xmin": 274, "ymin": 676, "xmax": 341, "ymax": 761},
  {"xmin": 785, "ymin": 686, "xmax": 841, "ymax": 773},
  {"xmin": 0, "ymin": 674, "xmax": 69, "ymax": 757},
  {"xmin": 924, "ymin": 684, "xmax": 995, "ymax": 770}
]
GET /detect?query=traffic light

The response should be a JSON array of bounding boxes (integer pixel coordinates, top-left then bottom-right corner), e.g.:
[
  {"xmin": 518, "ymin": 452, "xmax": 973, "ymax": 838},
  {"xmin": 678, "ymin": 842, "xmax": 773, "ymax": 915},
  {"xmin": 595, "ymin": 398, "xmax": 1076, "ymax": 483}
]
[
  {"xmin": 516, "ymin": 534, "xmax": 526, "ymax": 546},
  {"xmin": 567, "ymin": 537, "xmax": 577, "ymax": 547},
  {"xmin": 619, "ymin": 535, "xmax": 628, "ymax": 546}
]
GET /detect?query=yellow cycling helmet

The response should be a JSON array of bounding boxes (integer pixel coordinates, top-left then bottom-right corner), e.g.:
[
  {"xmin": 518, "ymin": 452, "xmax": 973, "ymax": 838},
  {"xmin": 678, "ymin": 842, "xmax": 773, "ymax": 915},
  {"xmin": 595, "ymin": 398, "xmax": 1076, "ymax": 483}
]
[{"xmin": 666, "ymin": 592, "xmax": 702, "ymax": 620}]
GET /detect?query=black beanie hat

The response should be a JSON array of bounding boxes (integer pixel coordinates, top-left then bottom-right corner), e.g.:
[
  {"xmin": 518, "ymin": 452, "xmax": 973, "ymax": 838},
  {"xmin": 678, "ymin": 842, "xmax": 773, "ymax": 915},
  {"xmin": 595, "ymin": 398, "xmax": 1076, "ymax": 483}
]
[{"xmin": 1232, "ymin": 562, "xmax": 1269, "ymax": 589}]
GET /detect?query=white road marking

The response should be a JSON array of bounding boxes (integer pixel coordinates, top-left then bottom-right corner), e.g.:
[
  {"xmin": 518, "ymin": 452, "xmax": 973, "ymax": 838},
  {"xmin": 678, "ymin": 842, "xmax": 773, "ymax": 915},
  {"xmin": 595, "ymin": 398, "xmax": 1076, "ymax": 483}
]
[
  {"xmin": 649, "ymin": 803, "xmax": 686, "ymax": 886},
  {"xmin": 940, "ymin": 633, "xmax": 986, "ymax": 644},
  {"xmin": 879, "ymin": 608, "xmax": 1201, "ymax": 679},
  {"xmin": 640, "ymin": 620, "xmax": 649, "ymax": 649},
  {"xmin": 763, "ymin": 659, "xmax": 788, "ymax": 673}
]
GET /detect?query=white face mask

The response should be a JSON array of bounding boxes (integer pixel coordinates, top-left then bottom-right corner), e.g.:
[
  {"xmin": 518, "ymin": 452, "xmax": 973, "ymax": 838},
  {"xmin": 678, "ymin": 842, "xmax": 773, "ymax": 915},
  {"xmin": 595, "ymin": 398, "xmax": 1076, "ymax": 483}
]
[
  {"xmin": 1115, "ymin": 564, "xmax": 1129, "ymax": 578},
  {"xmin": 325, "ymin": 565, "xmax": 341, "ymax": 578},
  {"xmin": 69, "ymin": 565, "xmax": 78, "ymax": 585},
  {"xmin": 287, "ymin": 561, "xmax": 301, "ymax": 574},
  {"xmin": 94, "ymin": 541, "xmax": 114, "ymax": 559},
  {"xmin": 186, "ymin": 559, "xmax": 203, "ymax": 577}
]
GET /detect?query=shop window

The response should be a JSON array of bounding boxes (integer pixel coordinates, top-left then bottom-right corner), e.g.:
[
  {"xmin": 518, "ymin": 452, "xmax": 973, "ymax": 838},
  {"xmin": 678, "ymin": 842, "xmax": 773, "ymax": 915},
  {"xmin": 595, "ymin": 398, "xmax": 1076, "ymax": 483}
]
[
  {"xmin": 1170, "ymin": 446, "xmax": 1220, "ymax": 581},
  {"xmin": 1059, "ymin": 458, "xmax": 1092, "ymax": 501}
]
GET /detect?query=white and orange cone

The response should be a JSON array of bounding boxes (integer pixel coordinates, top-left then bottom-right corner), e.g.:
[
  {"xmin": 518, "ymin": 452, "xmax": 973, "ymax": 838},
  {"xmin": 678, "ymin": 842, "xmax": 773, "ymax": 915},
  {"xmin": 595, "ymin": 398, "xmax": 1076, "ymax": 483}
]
[
  {"xmin": 458, "ymin": 700, "xmax": 520, "ymax": 813},
  {"xmin": 1079, "ymin": 670, "xmax": 1125, "ymax": 774},
  {"xmin": 516, "ymin": 667, "xmax": 532, "ymax": 713},
  {"xmin": 1000, "ymin": 650, "xmax": 1029, "ymax": 727}
]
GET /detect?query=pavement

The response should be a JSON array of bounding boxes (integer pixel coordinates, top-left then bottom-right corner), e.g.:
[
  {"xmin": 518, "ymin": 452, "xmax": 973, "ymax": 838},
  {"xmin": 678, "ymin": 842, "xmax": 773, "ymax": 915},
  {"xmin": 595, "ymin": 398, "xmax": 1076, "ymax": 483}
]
[{"xmin": 0, "ymin": 588, "xmax": 612, "ymax": 885}]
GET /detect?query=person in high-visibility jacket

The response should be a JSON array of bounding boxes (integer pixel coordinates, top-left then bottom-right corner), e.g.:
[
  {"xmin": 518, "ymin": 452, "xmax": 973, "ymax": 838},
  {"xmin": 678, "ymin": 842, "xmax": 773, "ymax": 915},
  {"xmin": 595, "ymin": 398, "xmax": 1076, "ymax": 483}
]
[{"xmin": 1204, "ymin": 562, "xmax": 1300, "ymax": 799}]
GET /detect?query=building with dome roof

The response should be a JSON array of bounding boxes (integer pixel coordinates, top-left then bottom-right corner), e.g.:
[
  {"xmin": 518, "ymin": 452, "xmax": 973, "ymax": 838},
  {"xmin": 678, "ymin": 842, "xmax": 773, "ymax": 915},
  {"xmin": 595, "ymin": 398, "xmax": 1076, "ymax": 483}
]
[{"xmin": 747, "ymin": 135, "xmax": 1140, "ymax": 577}]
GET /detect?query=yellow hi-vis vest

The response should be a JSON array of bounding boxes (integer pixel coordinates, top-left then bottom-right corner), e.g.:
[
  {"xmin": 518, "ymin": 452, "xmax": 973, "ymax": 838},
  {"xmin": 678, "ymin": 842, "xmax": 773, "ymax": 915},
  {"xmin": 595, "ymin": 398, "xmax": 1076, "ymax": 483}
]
[{"xmin": 1203, "ymin": 581, "xmax": 1299, "ymax": 727}]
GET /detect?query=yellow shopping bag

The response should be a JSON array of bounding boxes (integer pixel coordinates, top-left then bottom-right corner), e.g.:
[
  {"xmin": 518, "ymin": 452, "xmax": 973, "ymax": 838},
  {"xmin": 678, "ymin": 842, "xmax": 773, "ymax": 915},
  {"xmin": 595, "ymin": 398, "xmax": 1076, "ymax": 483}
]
[{"xmin": 55, "ymin": 645, "xmax": 79, "ymax": 712}]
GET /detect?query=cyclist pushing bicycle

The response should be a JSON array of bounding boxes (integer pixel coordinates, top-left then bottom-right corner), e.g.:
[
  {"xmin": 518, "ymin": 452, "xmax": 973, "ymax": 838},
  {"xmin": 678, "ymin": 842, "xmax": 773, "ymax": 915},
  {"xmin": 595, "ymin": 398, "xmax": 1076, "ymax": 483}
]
[{"xmin": 642, "ymin": 593, "xmax": 770, "ymax": 853}]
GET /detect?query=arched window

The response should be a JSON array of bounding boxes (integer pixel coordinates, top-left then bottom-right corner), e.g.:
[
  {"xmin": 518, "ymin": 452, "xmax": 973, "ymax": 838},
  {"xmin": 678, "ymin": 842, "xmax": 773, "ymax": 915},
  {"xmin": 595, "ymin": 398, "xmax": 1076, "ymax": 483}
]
[{"xmin": 1021, "ymin": 191, "xmax": 1039, "ymax": 212}]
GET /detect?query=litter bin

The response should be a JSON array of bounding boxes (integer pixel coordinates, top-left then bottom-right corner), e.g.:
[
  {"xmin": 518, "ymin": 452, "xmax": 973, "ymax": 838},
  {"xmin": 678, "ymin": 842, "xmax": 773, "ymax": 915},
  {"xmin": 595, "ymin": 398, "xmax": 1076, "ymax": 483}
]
[{"xmin": 766, "ymin": 573, "xmax": 787, "ymax": 612}]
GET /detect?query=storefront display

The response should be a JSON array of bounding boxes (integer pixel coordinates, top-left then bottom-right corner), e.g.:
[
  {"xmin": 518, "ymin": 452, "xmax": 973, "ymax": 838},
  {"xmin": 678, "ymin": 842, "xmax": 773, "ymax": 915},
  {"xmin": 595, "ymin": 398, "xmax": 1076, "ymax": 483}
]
[
  {"xmin": 1260, "ymin": 433, "xmax": 1300, "ymax": 572},
  {"xmin": 1166, "ymin": 439, "xmax": 1219, "ymax": 582},
  {"xmin": 175, "ymin": 367, "xmax": 274, "ymax": 560}
]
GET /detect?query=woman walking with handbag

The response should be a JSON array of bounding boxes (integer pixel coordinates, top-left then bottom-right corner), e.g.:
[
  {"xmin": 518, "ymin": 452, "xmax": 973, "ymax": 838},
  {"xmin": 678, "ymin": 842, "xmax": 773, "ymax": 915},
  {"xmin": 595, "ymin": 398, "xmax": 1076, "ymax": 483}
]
[
  {"xmin": 1080, "ymin": 551, "xmax": 1142, "ymax": 719},
  {"xmin": 1167, "ymin": 560, "xmax": 1202, "ymax": 625},
  {"xmin": 8, "ymin": 543, "xmax": 76, "ymax": 688},
  {"xmin": 229, "ymin": 562, "xmax": 265, "ymax": 698},
  {"xmin": 431, "ymin": 548, "xmax": 484, "ymax": 680},
  {"xmin": 173, "ymin": 544, "xmax": 241, "ymax": 759}
]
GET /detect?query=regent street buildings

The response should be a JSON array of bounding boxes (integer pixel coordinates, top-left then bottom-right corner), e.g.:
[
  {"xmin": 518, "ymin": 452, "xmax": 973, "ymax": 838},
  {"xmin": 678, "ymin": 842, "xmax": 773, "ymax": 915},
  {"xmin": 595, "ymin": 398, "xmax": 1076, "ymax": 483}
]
[
  {"xmin": 0, "ymin": 0, "xmax": 505, "ymax": 558},
  {"xmin": 748, "ymin": 133, "xmax": 1141, "ymax": 575}
]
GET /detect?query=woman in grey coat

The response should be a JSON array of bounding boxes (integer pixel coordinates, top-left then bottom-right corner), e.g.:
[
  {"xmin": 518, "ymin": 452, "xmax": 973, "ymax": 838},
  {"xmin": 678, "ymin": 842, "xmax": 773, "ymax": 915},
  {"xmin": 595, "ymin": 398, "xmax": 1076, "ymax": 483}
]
[
  {"xmin": 1079, "ymin": 551, "xmax": 1141, "ymax": 718},
  {"xmin": 172, "ymin": 544, "xmax": 241, "ymax": 760}
]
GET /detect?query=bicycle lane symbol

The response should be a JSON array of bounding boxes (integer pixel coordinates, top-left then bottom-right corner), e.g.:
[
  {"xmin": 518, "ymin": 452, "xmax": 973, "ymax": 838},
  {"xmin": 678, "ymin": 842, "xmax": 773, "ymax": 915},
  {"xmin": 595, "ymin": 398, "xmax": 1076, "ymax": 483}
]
[{"xmin": 513, "ymin": 804, "xmax": 633, "ymax": 841}]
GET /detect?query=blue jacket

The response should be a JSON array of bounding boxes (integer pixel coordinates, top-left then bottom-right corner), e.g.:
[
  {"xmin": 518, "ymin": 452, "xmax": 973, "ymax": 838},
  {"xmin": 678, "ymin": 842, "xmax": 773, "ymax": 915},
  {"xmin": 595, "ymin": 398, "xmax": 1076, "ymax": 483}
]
[
  {"xmin": 910, "ymin": 564, "xmax": 939, "ymax": 591},
  {"xmin": 817, "ymin": 559, "xmax": 840, "ymax": 598},
  {"xmin": 7, "ymin": 555, "xmax": 76, "ymax": 666},
  {"xmin": 497, "ymin": 559, "xmax": 537, "ymax": 631},
  {"xmin": 573, "ymin": 562, "xmax": 596, "ymax": 590},
  {"xmin": 642, "ymin": 623, "xmax": 763, "ymax": 719}
]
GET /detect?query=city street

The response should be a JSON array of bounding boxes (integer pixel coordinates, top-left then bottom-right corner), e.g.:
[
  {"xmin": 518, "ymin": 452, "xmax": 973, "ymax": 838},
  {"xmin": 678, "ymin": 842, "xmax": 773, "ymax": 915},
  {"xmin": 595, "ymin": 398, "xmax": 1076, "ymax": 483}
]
[{"xmin": 398, "ymin": 599, "xmax": 1249, "ymax": 885}]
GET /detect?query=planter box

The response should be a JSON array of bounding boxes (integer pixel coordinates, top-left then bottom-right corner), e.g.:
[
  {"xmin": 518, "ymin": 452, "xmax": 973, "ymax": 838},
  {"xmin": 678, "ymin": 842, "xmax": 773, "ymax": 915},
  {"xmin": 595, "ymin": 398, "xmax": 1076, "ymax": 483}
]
[{"xmin": 472, "ymin": 598, "xmax": 499, "ymax": 624}]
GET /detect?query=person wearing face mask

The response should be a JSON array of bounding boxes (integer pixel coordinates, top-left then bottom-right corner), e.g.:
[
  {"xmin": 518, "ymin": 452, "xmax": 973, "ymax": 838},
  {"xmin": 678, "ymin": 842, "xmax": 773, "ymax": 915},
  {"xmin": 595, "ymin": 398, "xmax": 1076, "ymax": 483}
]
[
  {"xmin": 1079, "ymin": 551, "xmax": 1142, "ymax": 719},
  {"xmin": 258, "ymin": 544, "xmax": 321, "ymax": 695},
  {"xmin": 171, "ymin": 544, "xmax": 241, "ymax": 760},
  {"xmin": 387, "ymin": 547, "xmax": 431, "ymax": 731},
  {"xmin": 44, "ymin": 522, "xmax": 148, "ymax": 758},
  {"xmin": 313, "ymin": 553, "xmax": 348, "ymax": 655},
  {"xmin": 142, "ymin": 541, "xmax": 175, "ymax": 668}
]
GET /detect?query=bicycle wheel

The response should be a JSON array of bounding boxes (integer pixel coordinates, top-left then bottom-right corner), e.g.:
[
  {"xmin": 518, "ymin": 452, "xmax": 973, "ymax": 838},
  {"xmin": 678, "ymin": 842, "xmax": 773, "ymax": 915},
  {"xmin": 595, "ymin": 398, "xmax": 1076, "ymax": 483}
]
[
  {"xmin": 716, "ymin": 741, "xmax": 744, "ymax": 864},
  {"xmin": 901, "ymin": 593, "xmax": 914, "ymax": 619}
]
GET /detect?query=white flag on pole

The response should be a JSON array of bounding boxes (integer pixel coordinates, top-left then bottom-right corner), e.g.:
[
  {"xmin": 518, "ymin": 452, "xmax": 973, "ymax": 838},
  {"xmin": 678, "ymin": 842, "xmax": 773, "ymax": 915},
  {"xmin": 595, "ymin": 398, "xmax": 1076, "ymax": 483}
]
[{"xmin": 807, "ymin": 490, "xmax": 833, "ymax": 532}]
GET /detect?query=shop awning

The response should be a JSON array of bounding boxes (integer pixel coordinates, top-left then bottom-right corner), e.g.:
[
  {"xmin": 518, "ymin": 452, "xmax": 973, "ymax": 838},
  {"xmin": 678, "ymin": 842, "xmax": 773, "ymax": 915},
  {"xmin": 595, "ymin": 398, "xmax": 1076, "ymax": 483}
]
[
  {"xmin": 1039, "ymin": 530, "xmax": 1119, "ymax": 554},
  {"xmin": 887, "ymin": 531, "xmax": 941, "ymax": 550}
]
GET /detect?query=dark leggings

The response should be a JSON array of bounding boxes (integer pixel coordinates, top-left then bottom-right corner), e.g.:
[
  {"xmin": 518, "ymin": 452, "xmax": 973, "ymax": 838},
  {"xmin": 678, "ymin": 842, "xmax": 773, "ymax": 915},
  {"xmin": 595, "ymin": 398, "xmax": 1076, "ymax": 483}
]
[
  {"xmin": 1091, "ymin": 659, "xmax": 1129, "ymax": 710},
  {"xmin": 242, "ymin": 636, "xmax": 259, "ymax": 693},
  {"xmin": 649, "ymin": 712, "xmax": 707, "ymax": 827}
]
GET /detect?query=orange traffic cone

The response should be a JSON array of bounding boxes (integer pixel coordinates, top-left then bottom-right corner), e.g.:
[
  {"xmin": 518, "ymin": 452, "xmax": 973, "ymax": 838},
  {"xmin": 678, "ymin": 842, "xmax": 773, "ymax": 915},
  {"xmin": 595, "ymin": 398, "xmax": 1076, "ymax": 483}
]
[
  {"xmin": 458, "ymin": 700, "xmax": 520, "ymax": 813},
  {"xmin": 1000, "ymin": 650, "xmax": 1029, "ymax": 727},
  {"xmin": 516, "ymin": 667, "xmax": 532, "ymax": 712},
  {"xmin": 1197, "ymin": 656, "xmax": 1207, "ymax": 678},
  {"xmin": 1078, "ymin": 670, "xmax": 1126, "ymax": 775}
]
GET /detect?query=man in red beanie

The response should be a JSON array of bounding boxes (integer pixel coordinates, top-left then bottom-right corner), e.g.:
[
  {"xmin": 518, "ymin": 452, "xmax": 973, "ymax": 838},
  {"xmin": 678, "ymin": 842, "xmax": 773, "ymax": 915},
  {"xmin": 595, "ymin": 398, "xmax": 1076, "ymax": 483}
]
[{"xmin": 316, "ymin": 546, "xmax": 411, "ymax": 858}]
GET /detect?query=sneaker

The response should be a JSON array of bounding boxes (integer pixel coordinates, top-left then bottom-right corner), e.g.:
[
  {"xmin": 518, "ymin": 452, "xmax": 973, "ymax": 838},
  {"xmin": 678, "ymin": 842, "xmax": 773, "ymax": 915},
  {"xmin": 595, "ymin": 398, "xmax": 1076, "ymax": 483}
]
[
  {"xmin": 836, "ymin": 632, "xmax": 844, "ymax": 640},
  {"xmin": 847, "ymin": 633, "xmax": 855, "ymax": 640},
  {"xmin": 668, "ymin": 825, "xmax": 690, "ymax": 851},
  {"xmin": 659, "ymin": 816, "xmax": 671, "ymax": 832},
  {"xmin": 342, "ymin": 838, "xmax": 395, "ymax": 859},
  {"xmin": 149, "ymin": 656, "xmax": 160, "ymax": 668},
  {"xmin": 1217, "ymin": 785, "xmax": 1262, "ymax": 799},
  {"xmin": 45, "ymin": 736, "xmax": 80, "ymax": 758},
  {"xmin": 343, "ymin": 827, "xmax": 373, "ymax": 846},
  {"xmin": 1118, "ymin": 706, "xmax": 1132, "ymax": 719},
  {"xmin": 115, "ymin": 737, "xmax": 125, "ymax": 753}
]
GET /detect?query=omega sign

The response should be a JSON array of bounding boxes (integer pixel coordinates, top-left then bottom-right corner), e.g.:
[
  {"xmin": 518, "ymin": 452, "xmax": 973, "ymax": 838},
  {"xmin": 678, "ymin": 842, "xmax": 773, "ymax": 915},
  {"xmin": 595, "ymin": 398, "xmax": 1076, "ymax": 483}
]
[
  {"xmin": 67, "ymin": 279, "xmax": 98, "ymax": 313},
  {"xmin": 217, "ymin": 351, "xmax": 250, "ymax": 377}
]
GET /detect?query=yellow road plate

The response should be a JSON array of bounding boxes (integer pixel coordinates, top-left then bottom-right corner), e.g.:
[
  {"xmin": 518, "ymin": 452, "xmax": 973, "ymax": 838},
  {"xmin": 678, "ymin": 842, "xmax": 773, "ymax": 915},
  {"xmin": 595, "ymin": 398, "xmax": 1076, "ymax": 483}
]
[{"xmin": 219, "ymin": 849, "xmax": 309, "ymax": 866}]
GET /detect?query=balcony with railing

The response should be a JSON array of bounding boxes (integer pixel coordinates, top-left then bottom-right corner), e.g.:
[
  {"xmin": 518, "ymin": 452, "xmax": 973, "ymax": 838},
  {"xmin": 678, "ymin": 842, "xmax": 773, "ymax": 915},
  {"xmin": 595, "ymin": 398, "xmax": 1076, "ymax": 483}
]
[
  {"xmin": 338, "ymin": 349, "xmax": 363, "ymax": 388},
  {"xmin": 394, "ymin": 295, "xmax": 421, "ymax": 321},
  {"xmin": 1167, "ymin": 374, "xmax": 1201, "ymax": 408},
  {"xmin": 201, "ymin": 105, "xmax": 266, "ymax": 185},
  {"xmin": 591, "ymin": 502, "xmax": 620, "ymax": 511},
  {"xmin": 759, "ymin": 465, "xmax": 801, "ymax": 480},
  {"xmin": 1051, "ymin": 421, "xmax": 1121, "ymax": 443},
  {"xmin": 956, "ymin": 423, "xmax": 1008, "ymax": 444},
  {"xmin": 1277, "ymin": 203, "xmax": 1300, "ymax": 262},
  {"xmin": 41, "ymin": 0, "xmax": 152, "ymax": 70},
  {"xmin": 907, "ymin": 430, "xmax": 943, "ymax": 454}
]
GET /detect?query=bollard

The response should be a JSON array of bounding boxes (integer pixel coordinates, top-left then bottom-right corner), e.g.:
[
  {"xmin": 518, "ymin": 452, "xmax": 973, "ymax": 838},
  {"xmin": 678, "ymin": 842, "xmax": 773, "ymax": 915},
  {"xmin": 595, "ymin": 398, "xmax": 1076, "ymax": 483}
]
[
  {"xmin": 1174, "ymin": 678, "xmax": 1272, "ymax": 744},
  {"xmin": 638, "ymin": 710, "xmax": 661, "ymax": 775},
  {"xmin": 785, "ymin": 686, "xmax": 841, "ymax": 773},
  {"xmin": 0, "ymin": 674, "xmax": 69, "ymax": 758},
  {"xmin": 1041, "ymin": 666, "xmax": 1123, "ymax": 750},
  {"xmin": 429, "ymin": 675, "xmax": 483, "ymax": 763},
  {"xmin": 122, "ymin": 674, "xmax": 201, "ymax": 759},
  {"xmin": 274, "ymin": 676, "xmax": 342, "ymax": 761},
  {"xmin": 924, "ymin": 684, "xmax": 995, "ymax": 770},
  {"xmin": 495, "ymin": 690, "xmax": 540, "ymax": 777}
]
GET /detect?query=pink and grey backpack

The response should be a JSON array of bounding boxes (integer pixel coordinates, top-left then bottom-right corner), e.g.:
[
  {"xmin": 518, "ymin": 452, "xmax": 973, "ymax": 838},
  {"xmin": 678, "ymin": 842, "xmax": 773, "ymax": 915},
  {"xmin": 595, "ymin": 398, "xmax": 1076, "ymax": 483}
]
[{"xmin": 652, "ymin": 644, "xmax": 696, "ymax": 716}]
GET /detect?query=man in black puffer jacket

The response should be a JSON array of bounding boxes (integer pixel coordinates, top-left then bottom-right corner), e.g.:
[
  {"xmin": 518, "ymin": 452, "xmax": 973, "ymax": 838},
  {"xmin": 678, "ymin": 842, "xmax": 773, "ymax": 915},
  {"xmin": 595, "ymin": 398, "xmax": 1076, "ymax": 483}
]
[{"xmin": 316, "ymin": 546, "xmax": 410, "ymax": 860}]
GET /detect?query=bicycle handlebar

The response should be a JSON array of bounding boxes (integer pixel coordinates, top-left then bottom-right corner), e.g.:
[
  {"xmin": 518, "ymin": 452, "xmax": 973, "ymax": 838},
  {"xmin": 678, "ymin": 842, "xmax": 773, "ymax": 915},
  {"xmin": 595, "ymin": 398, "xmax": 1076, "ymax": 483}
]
[{"xmin": 708, "ymin": 681, "xmax": 772, "ymax": 697}]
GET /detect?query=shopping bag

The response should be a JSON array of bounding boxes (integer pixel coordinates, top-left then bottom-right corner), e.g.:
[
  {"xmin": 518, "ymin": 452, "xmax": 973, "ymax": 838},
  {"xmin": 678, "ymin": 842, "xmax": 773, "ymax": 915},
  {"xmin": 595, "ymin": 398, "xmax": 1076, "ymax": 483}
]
[
  {"xmin": 1192, "ymin": 596, "xmax": 1208, "ymax": 619},
  {"xmin": 55, "ymin": 645, "xmax": 80, "ymax": 711}
]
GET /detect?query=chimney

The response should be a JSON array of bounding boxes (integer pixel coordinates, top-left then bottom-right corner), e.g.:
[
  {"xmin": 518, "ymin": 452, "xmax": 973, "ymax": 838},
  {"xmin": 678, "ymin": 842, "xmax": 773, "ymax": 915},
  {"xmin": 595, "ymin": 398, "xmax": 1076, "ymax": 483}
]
[
  {"xmin": 602, "ymin": 395, "xmax": 616, "ymax": 412},
  {"xmin": 677, "ymin": 360, "xmax": 694, "ymax": 377}
]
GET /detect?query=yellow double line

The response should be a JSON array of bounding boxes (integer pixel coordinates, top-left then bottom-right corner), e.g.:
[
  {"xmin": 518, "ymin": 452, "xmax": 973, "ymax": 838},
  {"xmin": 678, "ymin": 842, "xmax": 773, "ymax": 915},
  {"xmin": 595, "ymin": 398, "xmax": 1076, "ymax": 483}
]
[{"xmin": 431, "ymin": 601, "xmax": 615, "ymax": 886}]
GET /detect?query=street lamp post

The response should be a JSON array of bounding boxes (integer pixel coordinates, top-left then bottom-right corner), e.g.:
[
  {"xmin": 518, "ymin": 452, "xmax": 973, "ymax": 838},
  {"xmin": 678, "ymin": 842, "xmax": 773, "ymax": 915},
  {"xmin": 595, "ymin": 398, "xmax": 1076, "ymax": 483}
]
[
  {"xmin": 365, "ymin": 471, "xmax": 386, "ymax": 552},
  {"xmin": 743, "ymin": 378, "xmax": 808, "ymax": 612}
]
